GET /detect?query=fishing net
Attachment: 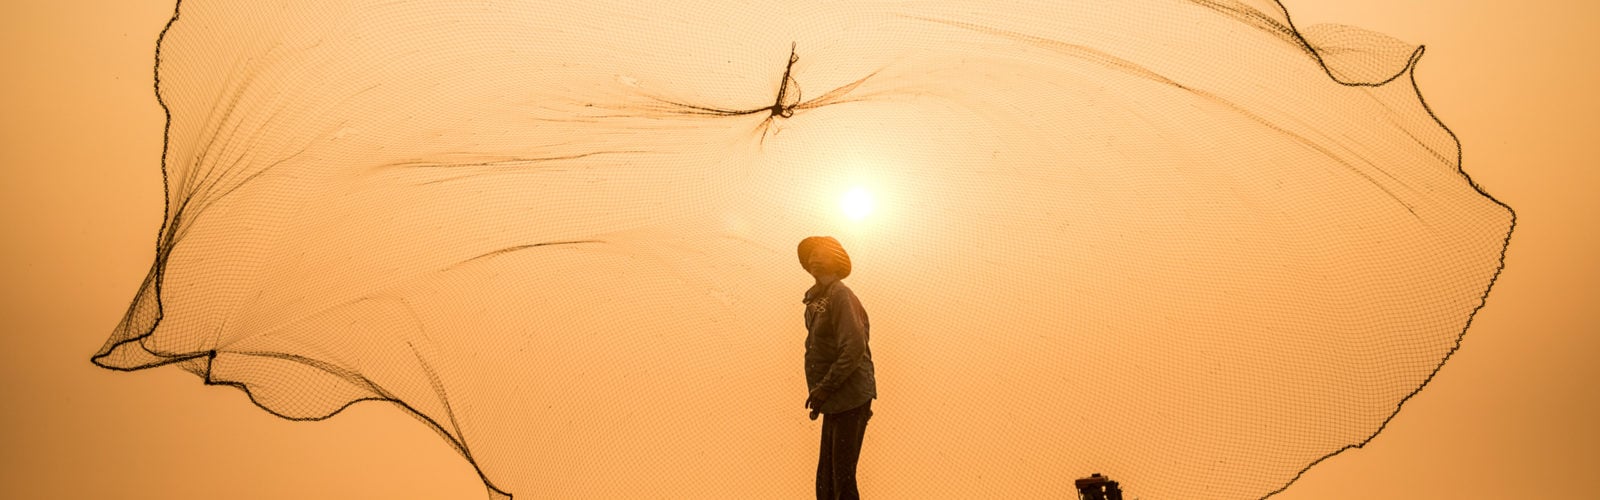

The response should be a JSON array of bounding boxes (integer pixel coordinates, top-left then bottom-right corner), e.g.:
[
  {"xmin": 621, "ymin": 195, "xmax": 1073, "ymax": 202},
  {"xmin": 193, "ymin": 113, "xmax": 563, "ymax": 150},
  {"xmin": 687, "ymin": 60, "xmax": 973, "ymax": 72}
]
[{"xmin": 94, "ymin": 0, "xmax": 1514, "ymax": 498}]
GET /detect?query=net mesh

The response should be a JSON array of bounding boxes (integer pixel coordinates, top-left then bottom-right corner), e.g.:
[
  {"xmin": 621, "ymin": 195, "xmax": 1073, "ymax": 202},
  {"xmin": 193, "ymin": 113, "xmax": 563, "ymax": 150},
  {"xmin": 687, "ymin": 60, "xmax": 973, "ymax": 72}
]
[{"xmin": 94, "ymin": 0, "xmax": 1515, "ymax": 498}]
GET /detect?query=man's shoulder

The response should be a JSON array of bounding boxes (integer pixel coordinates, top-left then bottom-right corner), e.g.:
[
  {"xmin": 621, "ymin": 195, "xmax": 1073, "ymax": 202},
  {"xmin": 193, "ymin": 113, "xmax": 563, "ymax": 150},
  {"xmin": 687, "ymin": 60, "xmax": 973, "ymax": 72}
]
[{"xmin": 828, "ymin": 281, "xmax": 859, "ymax": 301}]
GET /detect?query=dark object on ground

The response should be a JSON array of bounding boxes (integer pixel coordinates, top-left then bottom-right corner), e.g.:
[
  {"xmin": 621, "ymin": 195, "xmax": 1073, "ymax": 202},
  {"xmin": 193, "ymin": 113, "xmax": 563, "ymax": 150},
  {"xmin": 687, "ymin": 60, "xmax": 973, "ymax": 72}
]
[{"xmin": 1075, "ymin": 473, "xmax": 1123, "ymax": 500}]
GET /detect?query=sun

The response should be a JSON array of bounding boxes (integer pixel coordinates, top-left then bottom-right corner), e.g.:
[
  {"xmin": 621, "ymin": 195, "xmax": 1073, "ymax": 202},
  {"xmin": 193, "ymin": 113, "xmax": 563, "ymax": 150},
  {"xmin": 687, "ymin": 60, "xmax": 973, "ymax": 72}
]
[{"xmin": 840, "ymin": 186, "xmax": 875, "ymax": 221}]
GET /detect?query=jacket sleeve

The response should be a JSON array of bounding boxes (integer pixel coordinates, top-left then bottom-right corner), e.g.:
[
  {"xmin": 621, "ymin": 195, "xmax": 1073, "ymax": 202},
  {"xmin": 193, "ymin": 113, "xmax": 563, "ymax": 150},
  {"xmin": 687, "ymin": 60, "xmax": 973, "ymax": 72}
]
[{"xmin": 815, "ymin": 286, "xmax": 867, "ymax": 394}]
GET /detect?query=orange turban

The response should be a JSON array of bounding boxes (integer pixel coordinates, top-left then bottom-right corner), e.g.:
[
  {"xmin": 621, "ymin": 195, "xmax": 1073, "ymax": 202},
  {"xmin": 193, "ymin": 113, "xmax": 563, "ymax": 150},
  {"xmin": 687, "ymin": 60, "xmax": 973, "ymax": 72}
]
[{"xmin": 797, "ymin": 236, "xmax": 851, "ymax": 279}]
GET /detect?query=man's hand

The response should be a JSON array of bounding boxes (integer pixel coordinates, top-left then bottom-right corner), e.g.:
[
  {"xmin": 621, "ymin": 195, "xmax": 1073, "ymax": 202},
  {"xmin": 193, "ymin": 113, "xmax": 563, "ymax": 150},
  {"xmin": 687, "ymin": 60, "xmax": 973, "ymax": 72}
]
[{"xmin": 805, "ymin": 388, "xmax": 831, "ymax": 410}]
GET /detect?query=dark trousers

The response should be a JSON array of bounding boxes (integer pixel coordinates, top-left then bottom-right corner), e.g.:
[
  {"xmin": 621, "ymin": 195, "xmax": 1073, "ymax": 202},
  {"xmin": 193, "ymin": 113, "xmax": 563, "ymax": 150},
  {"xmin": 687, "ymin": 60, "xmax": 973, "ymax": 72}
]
[{"xmin": 816, "ymin": 400, "xmax": 872, "ymax": 500}]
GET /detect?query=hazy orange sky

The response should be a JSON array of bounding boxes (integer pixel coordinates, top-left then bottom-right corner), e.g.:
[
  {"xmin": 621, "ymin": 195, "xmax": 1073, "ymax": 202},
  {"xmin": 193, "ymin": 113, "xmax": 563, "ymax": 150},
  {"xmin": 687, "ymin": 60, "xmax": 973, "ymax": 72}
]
[{"xmin": 2, "ymin": 0, "xmax": 1595, "ymax": 498}]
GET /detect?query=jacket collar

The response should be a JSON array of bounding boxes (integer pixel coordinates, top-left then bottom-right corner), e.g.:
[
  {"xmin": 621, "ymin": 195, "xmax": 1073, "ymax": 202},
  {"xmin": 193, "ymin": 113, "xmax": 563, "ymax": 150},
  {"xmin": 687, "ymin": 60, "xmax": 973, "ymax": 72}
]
[{"xmin": 803, "ymin": 278, "xmax": 840, "ymax": 303}]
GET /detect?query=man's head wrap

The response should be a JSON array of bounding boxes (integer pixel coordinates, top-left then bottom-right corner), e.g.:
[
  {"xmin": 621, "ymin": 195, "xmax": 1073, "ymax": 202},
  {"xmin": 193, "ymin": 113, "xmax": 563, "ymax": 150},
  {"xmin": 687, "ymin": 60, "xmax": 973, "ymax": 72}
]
[{"xmin": 797, "ymin": 236, "xmax": 851, "ymax": 279}]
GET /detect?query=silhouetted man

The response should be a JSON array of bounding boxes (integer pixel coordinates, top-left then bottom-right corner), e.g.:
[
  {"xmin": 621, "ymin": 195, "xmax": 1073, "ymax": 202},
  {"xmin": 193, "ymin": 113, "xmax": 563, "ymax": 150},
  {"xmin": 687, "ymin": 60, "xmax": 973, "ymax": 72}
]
[{"xmin": 799, "ymin": 236, "xmax": 877, "ymax": 500}]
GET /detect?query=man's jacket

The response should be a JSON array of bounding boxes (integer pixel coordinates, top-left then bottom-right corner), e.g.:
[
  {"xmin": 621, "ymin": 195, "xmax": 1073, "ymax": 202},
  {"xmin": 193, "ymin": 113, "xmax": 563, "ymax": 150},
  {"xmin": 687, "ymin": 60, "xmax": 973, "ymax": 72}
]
[{"xmin": 803, "ymin": 280, "xmax": 877, "ymax": 414}]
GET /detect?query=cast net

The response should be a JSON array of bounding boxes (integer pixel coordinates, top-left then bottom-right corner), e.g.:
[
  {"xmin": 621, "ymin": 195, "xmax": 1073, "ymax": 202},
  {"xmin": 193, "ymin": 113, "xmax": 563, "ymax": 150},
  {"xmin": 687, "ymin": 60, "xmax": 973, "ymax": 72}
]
[{"xmin": 94, "ymin": 0, "xmax": 1514, "ymax": 498}]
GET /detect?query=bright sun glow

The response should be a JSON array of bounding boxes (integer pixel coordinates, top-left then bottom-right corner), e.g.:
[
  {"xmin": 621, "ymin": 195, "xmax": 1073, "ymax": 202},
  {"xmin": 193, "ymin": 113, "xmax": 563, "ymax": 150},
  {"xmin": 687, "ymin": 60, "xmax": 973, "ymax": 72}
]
[{"xmin": 841, "ymin": 186, "xmax": 875, "ymax": 221}]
